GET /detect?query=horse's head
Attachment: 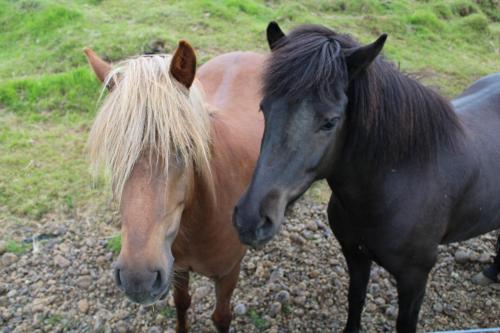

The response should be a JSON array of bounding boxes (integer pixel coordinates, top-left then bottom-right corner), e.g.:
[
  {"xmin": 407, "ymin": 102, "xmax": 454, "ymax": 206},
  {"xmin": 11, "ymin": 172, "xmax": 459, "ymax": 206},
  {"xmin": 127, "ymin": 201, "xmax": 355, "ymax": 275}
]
[
  {"xmin": 86, "ymin": 41, "xmax": 211, "ymax": 304},
  {"xmin": 115, "ymin": 154, "xmax": 189, "ymax": 304},
  {"xmin": 234, "ymin": 23, "xmax": 386, "ymax": 247}
]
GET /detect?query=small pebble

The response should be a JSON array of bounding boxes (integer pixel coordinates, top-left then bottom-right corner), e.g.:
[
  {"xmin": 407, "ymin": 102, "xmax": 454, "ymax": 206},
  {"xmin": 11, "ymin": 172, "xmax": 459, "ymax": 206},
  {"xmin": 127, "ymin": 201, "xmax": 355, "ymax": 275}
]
[
  {"xmin": 478, "ymin": 253, "xmax": 491, "ymax": 264},
  {"xmin": 385, "ymin": 305, "xmax": 398, "ymax": 319},
  {"xmin": 78, "ymin": 299, "xmax": 89, "ymax": 313},
  {"xmin": 1, "ymin": 253, "xmax": 18, "ymax": 266},
  {"xmin": 54, "ymin": 254, "xmax": 70, "ymax": 268},
  {"xmin": 276, "ymin": 290, "xmax": 290, "ymax": 304},
  {"xmin": 454, "ymin": 250, "xmax": 470, "ymax": 264},
  {"xmin": 269, "ymin": 302, "xmax": 282, "ymax": 317},
  {"xmin": 0, "ymin": 241, "xmax": 7, "ymax": 255},
  {"xmin": 234, "ymin": 302, "xmax": 247, "ymax": 316},
  {"xmin": 148, "ymin": 326, "xmax": 162, "ymax": 333},
  {"xmin": 76, "ymin": 275, "xmax": 93, "ymax": 289}
]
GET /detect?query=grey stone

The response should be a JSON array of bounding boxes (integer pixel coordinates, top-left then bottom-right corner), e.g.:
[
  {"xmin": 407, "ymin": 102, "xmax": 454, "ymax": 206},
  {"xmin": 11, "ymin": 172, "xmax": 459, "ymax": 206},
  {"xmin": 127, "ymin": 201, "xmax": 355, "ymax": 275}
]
[
  {"xmin": 76, "ymin": 275, "xmax": 93, "ymax": 289},
  {"xmin": 54, "ymin": 255, "xmax": 70, "ymax": 268},
  {"xmin": 148, "ymin": 327, "xmax": 162, "ymax": 333},
  {"xmin": 385, "ymin": 305, "xmax": 398, "ymax": 319},
  {"xmin": 1, "ymin": 253, "xmax": 18, "ymax": 266},
  {"xmin": 233, "ymin": 302, "xmax": 247, "ymax": 316},
  {"xmin": 269, "ymin": 302, "xmax": 282, "ymax": 317},
  {"xmin": 454, "ymin": 250, "xmax": 470, "ymax": 264},
  {"xmin": 276, "ymin": 290, "xmax": 290, "ymax": 304},
  {"xmin": 0, "ymin": 241, "xmax": 7, "ymax": 255}
]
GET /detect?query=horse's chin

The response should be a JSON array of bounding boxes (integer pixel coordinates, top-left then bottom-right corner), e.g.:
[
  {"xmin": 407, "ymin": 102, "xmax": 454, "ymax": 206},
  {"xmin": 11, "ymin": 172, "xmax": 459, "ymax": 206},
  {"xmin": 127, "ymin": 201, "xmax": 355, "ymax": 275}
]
[
  {"xmin": 125, "ymin": 285, "xmax": 171, "ymax": 306},
  {"xmin": 159, "ymin": 288, "xmax": 169, "ymax": 300},
  {"xmin": 251, "ymin": 235, "xmax": 275, "ymax": 250}
]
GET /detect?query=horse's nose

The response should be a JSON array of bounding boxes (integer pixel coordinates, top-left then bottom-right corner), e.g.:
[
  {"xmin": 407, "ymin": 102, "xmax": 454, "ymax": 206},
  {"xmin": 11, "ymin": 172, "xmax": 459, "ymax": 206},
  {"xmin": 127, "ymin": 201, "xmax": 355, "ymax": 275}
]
[
  {"xmin": 233, "ymin": 204, "xmax": 255, "ymax": 243},
  {"xmin": 233, "ymin": 203, "xmax": 277, "ymax": 247},
  {"xmin": 114, "ymin": 264, "xmax": 166, "ymax": 304}
]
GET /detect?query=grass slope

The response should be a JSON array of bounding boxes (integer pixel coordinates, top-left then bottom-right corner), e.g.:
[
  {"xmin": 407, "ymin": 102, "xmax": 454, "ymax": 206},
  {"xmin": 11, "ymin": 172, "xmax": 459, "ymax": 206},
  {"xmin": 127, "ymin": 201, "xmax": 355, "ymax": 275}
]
[{"xmin": 0, "ymin": 0, "xmax": 499, "ymax": 228}]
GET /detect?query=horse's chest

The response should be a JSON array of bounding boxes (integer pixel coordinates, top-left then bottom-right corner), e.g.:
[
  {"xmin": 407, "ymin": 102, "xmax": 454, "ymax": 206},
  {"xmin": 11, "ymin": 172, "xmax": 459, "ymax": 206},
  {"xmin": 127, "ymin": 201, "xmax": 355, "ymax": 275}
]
[
  {"xmin": 173, "ymin": 235, "xmax": 244, "ymax": 279},
  {"xmin": 174, "ymin": 255, "xmax": 239, "ymax": 279}
]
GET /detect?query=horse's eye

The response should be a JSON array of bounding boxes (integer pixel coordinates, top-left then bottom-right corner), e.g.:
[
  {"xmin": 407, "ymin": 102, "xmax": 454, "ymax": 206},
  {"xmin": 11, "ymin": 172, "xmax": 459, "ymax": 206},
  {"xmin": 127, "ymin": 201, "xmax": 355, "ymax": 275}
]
[{"xmin": 320, "ymin": 117, "xmax": 340, "ymax": 131}]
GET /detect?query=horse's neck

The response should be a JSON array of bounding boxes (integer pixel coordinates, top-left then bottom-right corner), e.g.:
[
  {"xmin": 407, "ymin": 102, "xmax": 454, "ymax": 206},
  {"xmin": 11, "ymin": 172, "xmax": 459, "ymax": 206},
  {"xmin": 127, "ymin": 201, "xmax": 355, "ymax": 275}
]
[{"xmin": 343, "ymin": 64, "xmax": 463, "ymax": 169}]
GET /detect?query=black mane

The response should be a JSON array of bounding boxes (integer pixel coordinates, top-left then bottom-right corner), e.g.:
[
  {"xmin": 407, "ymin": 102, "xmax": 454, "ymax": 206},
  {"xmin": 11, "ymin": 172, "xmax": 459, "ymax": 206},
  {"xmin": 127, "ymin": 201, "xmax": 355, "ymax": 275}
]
[{"xmin": 263, "ymin": 24, "xmax": 463, "ymax": 165}]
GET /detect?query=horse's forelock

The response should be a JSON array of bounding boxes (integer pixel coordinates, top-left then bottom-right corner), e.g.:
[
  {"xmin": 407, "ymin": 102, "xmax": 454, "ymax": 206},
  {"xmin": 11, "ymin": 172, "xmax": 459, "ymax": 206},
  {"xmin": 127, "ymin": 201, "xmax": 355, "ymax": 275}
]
[
  {"xmin": 88, "ymin": 54, "xmax": 212, "ymax": 201},
  {"xmin": 263, "ymin": 25, "xmax": 350, "ymax": 102}
]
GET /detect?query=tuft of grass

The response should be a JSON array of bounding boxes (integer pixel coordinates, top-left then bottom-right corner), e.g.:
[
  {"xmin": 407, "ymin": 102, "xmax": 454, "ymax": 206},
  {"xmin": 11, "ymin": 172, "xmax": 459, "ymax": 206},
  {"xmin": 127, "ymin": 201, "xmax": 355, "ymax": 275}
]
[
  {"xmin": 160, "ymin": 306, "xmax": 175, "ymax": 319},
  {"xmin": 450, "ymin": 0, "xmax": 479, "ymax": 17},
  {"xmin": 106, "ymin": 234, "xmax": 121, "ymax": 254},
  {"xmin": 475, "ymin": 0, "xmax": 500, "ymax": 22},
  {"xmin": 459, "ymin": 13, "xmax": 491, "ymax": 32},
  {"xmin": 433, "ymin": 3, "xmax": 453, "ymax": 19},
  {"xmin": 408, "ymin": 10, "xmax": 444, "ymax": 33},
  {"xmin": 44, "ymin": 314, "xmax": 62, "ymax": 326},
  {"xmin": 5, "ymin": 240, "xmax": 31, "ymax": 254},
  {"xmin": 248, "ymin": 309, "xmax": 268, "ymax": 331}
]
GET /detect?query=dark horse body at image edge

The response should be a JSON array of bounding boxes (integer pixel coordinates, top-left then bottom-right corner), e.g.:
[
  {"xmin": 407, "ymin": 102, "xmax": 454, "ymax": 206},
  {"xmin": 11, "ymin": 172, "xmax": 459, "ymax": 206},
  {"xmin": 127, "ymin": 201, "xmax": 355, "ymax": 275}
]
[{"xmin": 233, "ymin": 22, "xmax": 500, "ymax": 333}]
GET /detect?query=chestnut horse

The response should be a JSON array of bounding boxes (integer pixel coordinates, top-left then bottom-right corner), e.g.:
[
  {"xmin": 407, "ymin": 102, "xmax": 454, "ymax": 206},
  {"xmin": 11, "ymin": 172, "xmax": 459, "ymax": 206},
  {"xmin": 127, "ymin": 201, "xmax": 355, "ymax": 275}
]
[{"xmin": 85, "ymin": 41, "xmax": 264, "ymax": 332}]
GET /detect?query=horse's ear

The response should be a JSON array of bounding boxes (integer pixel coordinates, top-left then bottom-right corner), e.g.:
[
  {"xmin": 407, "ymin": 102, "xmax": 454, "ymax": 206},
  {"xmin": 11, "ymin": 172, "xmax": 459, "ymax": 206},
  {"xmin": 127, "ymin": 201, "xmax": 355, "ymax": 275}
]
[
  {"xmin": 344, "ymin": 34, "xmax": 387, "ymax": 80},
  {"xmin": 267, "ymin": 21, "xmax": 286, "ymax": 50},
  {"xmin": 170, "ymin": 40, "xmax": 196, "ymax": 89},
  {"xmin": 84, "ymin": 48, "xmax": 113, "ymax": 90}
]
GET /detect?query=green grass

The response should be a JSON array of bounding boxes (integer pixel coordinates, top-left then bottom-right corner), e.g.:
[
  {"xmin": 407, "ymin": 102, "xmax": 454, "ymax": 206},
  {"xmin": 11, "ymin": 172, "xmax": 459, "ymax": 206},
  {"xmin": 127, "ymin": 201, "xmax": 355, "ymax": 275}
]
[
  {"xmin": 248, "ymin": 309, "xmax": 268, "ymax": 331},
  {"xmin": 106, "ymin": 234, "xmax": 121, "ymax": 254},
  {"xmin": 159, "ymin": 305, "xmax": 176, "ymax": 319},
  {"xmin": 5, "ymin": 240, "xmax": 32, "ymax": 254},
  {"xmin": 44, "ymin": 313, "xmax": 62, "ymax": 326},
  {"xmin": 0, "ymin": 0, "xmax": 498, "ymax": 231}
]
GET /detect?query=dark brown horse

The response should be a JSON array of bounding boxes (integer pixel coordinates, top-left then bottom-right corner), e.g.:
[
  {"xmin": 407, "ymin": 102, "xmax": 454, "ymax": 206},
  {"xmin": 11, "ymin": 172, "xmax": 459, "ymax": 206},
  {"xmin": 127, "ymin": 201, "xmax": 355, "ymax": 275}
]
[
  {"xmin": 233, "ymin": 22, "xmax": 500, "ymax": 333},
  {"xmin": 85, "ymin": 42, "xmax": 264, "ymax": 332}
]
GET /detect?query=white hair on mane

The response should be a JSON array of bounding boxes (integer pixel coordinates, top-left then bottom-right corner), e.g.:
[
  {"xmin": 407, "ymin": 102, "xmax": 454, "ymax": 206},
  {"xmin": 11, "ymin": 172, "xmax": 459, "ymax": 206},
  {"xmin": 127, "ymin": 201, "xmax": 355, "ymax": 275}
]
[{"xmin": 88, "ymin": 54, "xmax": 211, "ymax": 199}]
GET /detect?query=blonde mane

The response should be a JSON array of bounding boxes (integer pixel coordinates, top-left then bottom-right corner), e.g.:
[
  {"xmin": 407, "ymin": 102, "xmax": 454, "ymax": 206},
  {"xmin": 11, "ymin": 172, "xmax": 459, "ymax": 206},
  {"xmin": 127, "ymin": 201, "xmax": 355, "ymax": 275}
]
[{"xmin": 88, "ymin": 54, "xmax": 212, "ymax": 199}]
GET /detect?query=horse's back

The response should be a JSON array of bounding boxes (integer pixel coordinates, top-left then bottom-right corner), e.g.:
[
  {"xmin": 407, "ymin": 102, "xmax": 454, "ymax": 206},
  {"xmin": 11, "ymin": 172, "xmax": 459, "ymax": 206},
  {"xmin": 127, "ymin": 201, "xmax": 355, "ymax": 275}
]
[
  {"xmin": 452, "ymin": 73, "xmax": 500, "ymax": 141},
  {"xmin": 445, "ymin": 73, "xmax": 500, "ymax": 242},
  {"xmin": 452, "ymin": 73, "xmax": 500, "ymax": 115}
]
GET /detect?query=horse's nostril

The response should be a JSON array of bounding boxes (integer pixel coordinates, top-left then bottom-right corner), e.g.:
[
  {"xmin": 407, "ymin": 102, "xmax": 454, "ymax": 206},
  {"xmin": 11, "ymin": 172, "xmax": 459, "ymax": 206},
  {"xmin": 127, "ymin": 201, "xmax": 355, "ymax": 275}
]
[
  {"xmin": 262, "ymin": 215, "xmax": 274, "ymax": 232},
  {"xmin": 115, "ymin": 268, "xmax": 122, "ymax": 288},
  {"xmin": 152, "ymin": 270, "xmax": 162, "ymax": 292},
  {"xmin": 233, "ymin": 205, "xmax": 242, "ymax": 229}
]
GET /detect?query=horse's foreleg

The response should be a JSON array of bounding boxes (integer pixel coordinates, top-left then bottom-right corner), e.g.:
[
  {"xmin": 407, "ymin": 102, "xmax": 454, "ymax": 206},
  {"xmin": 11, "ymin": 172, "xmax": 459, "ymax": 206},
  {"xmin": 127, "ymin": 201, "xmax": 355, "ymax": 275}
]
[
  {"xmin": 173, "ymin": 271, "xmax": 191, "ymax": 333},
  {"xmin": 212, "ymin": 261, "xmax": 241, "ymax": 333},
  {"xmin": 394, "ymin": 267, "xmax": 430, "ymax": 333},
  {"xmin": 342, "ymin": 246, "xmax": 372, "ymax": 333},
  {"xmin": 483, "ymin": 234, "xmax": 500, "ymax": 283}
]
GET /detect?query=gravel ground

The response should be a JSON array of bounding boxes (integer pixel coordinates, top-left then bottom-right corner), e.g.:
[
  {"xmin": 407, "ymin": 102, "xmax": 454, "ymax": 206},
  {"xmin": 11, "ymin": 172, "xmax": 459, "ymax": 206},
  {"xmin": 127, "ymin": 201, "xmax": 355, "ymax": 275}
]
[{"xmin": 1, "ymin": 198, "xmax": 499, "ymax": 333}]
